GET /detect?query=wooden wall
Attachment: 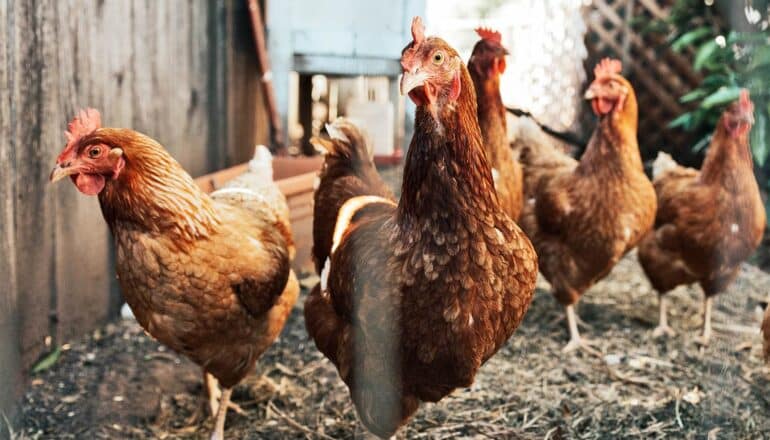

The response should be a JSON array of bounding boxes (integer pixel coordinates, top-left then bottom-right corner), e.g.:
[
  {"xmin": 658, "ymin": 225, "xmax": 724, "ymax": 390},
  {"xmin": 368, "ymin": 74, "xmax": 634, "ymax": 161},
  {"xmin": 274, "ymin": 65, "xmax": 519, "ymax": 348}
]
[{"xmin": 0, "ymin": 0, "xmax": 267, "ymax": 428}]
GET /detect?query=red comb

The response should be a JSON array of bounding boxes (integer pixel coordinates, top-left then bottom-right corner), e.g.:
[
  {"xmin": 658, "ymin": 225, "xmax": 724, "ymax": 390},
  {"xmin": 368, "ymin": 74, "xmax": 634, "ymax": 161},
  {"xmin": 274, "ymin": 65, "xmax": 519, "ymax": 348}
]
[
  {"xmin": 594, "ymin": 58, "xmax": 622, "ymax": 79},
  {"xmin": 64, "ymin": 108, "xmax": 101, "ymax": 146},
  {"xmin": 411, "ymin": 16, "xmax": 425, "ymax": 44},
  {"xmin": 739, "ymin": 89, "xmax": 752, "ymax": 110},
  {"xmin": 58, "ymin": 108, "xmax": 101, "ymax": 162},
  {"xmin": 475, "ymin": 27, "xmax": 502, "ymax": 45}
]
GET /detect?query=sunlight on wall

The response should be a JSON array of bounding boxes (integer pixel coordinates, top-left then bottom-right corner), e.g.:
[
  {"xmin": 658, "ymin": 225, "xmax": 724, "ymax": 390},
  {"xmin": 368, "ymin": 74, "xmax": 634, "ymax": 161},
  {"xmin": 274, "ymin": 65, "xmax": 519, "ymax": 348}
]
[{"xmin": 426, "ymin": 0, "xmax": 589, "ymax": 130}]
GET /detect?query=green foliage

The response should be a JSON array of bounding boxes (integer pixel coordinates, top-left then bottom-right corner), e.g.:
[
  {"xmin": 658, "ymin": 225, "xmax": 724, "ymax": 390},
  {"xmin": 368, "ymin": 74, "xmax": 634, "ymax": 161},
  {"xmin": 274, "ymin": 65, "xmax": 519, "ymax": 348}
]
[
  {"xmin": 32, "ymin": 347, "xmax": 61, "ymax": 374},
  {"xmin": 656, "ymin": 1, "xmax": 770, "ymax": 172}
]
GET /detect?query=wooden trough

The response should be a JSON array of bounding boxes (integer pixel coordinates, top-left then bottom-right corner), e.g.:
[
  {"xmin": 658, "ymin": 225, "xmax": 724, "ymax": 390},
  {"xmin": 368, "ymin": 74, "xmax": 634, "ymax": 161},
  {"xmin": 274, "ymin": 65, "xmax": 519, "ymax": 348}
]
[{"xmin": 194, "ymin": 155, "xmax": 323, "ymax": 273}]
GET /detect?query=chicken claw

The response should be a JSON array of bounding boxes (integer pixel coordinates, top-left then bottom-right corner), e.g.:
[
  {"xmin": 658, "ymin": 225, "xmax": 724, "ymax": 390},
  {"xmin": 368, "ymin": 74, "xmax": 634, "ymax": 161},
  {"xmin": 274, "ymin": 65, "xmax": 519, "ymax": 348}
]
[
  {"xmin": 205, "ymin": 372, "xmax": 244, "ymax": 417},
  {"xmin": 562, "ymin": 335, "xmax": 602, "ymax": 357},
  {"xmin": 562, "ymin": 305, "xmax": 602, "ymax": 356},
  {"xmin": 651, "ymin": 324, "xmax": 676, "ymax": 339},
  {"xmin": 652, "ymin": 296, "xmax": 676, "ymax": 338}
]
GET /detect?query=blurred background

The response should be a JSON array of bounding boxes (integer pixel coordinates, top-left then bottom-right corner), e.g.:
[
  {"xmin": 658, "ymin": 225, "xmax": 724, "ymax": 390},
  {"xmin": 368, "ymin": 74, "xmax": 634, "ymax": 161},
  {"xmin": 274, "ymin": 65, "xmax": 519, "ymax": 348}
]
[{"xmin": 1, "ymin": 0, "xmax": 769, "ymax": 436}]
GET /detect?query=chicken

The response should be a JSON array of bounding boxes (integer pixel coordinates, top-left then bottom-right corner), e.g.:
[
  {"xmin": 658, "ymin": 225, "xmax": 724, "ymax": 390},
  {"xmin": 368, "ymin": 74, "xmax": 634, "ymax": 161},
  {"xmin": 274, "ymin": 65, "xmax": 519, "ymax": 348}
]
[
  {"xmin": 637, "ymin": 90, "xmax": 765, "ymax": 344},
  {"xmin": 310, "ymin": 118, "xmax": 394, "ymax": 274},
  {"xmin": 49, "ymin": 109, "xmax": 299, "ymax": 440},
  {"xmin": 303, "ymin": 17, "xmax": 538, "ymax": 438},
  {"xmin": 468, "ymin": 27, "xmax": 524, "ymax": 220},
  {"xmin": 517, "ymin": 58, "xmax": 656, "ymax": 353}
]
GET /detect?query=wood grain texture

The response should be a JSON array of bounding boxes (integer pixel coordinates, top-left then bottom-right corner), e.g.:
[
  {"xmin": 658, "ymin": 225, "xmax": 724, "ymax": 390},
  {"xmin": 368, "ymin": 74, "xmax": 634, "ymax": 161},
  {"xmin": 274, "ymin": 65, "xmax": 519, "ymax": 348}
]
[{"xmin": 0, "ymin": 0, "xmax": 22, "ymax": 427}]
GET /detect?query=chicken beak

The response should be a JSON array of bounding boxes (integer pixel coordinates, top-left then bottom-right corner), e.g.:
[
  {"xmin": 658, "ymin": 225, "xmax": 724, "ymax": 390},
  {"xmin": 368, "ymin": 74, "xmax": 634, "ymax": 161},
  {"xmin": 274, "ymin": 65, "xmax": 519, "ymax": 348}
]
[
  {"xmin": 583, "ymin": 87, "xmax": 597, "ymax": 100},
  {"xmin": 49, "ymin": 163, "xmax": 77, "ymax": 183},
  {"xmin": 400, "ymin": 70, "xmax": 429, "ymax": 96}
]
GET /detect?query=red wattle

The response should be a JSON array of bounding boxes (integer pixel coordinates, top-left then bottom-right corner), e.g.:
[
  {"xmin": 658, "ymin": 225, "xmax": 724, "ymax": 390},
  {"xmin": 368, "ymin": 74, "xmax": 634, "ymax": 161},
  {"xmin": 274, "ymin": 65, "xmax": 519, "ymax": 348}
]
[{"xmin": 74, "ymin": 173, "xmax": 106, "ymax": 195}]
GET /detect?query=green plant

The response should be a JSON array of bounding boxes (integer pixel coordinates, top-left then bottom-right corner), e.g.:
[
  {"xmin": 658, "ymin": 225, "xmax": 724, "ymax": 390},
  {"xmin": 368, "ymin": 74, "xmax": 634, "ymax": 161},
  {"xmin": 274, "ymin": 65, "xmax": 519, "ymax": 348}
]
[{"xmin": 661, "ymin": 1, "xmax": 770, "ymax": 167}]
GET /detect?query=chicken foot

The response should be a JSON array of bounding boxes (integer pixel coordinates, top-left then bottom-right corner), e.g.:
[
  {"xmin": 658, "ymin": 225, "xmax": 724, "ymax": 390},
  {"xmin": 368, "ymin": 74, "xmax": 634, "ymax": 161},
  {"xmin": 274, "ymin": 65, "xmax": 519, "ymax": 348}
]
[
  {"xmin": 562, "ymin": 305, "xmax": 601, "ymax": 356},
  {"xmin": 652, "ymin": 296, "xmax": 676, "ymax": 338},
  {"xmin": 204, "ymin": 371, "xmax": 244, "ymax": 417}
]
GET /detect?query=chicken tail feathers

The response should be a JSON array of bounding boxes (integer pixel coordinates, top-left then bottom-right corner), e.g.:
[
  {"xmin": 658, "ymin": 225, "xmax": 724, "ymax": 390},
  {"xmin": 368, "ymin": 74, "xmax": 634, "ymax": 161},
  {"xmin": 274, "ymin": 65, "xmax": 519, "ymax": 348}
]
[
  {"xmin": 310, "ymin": 117, "xmax": 373, "ymax": 166},
  {"xmin": 248, "ymin": 145, "xmax": 275, "ymax": 182},
  {"xmin": 651, "ymin": 151, "xmax": 679, "ymax": 180}
]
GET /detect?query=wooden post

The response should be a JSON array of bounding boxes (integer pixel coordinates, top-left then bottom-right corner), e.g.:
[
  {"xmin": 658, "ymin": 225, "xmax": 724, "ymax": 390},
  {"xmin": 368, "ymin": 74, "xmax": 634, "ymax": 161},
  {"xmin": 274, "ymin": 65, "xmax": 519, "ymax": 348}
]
[
  {"xmin": 0, "ymin": 0, "xmax": 21, "ymax": 427},
  {"xmin": 247, "ymin": 0, "xmax": 285, "ymax": 150}
]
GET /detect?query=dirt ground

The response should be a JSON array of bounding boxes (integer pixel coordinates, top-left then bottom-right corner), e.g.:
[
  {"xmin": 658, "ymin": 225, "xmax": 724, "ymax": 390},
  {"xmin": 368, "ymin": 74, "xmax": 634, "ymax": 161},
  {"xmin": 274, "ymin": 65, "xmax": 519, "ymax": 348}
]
[
  {"xmin": 18, "ymin": 166, "xmax": 770, "ymax": 439},
  {"xmin": 18, "ymin": 255, "xmax": 770, "ymax": 440}
]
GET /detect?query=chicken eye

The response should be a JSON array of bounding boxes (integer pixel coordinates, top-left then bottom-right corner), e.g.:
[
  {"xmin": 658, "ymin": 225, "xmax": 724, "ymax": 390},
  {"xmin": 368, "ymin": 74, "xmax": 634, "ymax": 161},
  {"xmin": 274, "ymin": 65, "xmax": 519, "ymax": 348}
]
[
  {"xmin": 88, "ymin": 147, "xmax": 101, "ymax": 158},
  {"xmin": 432, "ymin": 51, "xmax": 445, "ymax": 65}
]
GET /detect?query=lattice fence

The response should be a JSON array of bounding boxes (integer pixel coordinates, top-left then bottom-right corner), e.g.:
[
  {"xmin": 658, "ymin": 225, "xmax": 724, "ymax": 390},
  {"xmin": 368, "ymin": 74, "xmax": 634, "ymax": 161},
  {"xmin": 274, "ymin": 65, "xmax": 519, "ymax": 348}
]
[{"xmin": 583, "ymin": 0, "xmax": 703, "ymax": 157}]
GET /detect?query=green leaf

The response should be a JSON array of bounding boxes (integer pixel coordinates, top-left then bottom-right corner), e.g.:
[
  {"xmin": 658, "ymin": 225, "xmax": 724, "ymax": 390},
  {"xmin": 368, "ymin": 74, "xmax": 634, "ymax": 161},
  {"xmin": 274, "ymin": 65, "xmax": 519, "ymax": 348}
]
[
  {"xmin": 692, "ymin": 134, "xmax": 712, "ymax": 153},
  {"xmin": 701, "ymin": 86, "xmax": 743, "ymax": 109},
  {"xmin": 668, "ymin": 112, "xmax": 693, "ymax": 129},
  {"xmin": 671, "ymin": 26, "xmax": 713, "ymax": 52},
  {"xmin": 32, "ymin": 347, "xmax": 62, "ymax": 374},
  {"xmin": 694, "ymin": 40, "xmax": 720, "ymax": 71},
  {"xmin": 700, "ymin": 73, "xmax": 731, "ymax": 89},
  {"xmin": 680, "ymin": 88, "xmax": 709, "ymax": 103},
  {"xmin": 752, "ymin": 111, "xmax": 768, "ymax": 167}
]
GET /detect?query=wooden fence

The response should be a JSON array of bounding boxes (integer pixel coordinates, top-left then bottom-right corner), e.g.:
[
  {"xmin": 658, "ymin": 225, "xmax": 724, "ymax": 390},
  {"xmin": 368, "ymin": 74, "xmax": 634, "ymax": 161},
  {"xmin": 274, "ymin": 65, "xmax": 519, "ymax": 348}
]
[
  {"xmin": 0, "ymin": 0, "xmax": 268, "ymax": 425},
  {"xmin": 583, "ymin": 0, "xmax": 702, "ymax": 157}
]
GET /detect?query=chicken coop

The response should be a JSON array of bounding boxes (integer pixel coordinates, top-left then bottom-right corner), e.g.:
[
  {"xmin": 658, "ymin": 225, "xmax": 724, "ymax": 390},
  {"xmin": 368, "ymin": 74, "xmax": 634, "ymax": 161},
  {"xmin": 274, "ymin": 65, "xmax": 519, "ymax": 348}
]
[{"xmin": 2, "ymin": 0, "xmax": 770, "ymax": 438}]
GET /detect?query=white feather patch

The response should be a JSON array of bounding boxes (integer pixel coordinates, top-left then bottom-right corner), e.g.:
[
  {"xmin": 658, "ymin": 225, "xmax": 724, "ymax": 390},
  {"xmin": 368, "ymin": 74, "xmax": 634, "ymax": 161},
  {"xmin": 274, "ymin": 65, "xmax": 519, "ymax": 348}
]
[
  {"xmin": 652, "ymin": 151, "xmax": 678, "ymax": 180},
  {"xmin": 491, "ymin": 168, "xmax": 500, "ymax": 188},
  {"xmin": 730, "ymin": 223, "xmax": 739, "ymax": 234},
  {"xmin": 331, "ymin": 195, "xmax": 395, "ymax": 255},
  {"xmin": 325, "ymin": 122, "xmax": 349, "ymax": 143},
  {"xmin": 210, "ymin": 187, "xmax": 259, "ymax": 198},
  {"xmin": 320, "ymin": 258, "xmax": 331, "ymax": 291}
]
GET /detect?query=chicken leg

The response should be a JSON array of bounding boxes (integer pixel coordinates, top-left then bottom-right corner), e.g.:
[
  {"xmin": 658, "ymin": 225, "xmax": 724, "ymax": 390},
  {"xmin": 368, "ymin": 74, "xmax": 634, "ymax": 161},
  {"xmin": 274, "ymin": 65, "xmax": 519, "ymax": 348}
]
[
  {"xmin": 695, "ymin": 297, "xmax": 713, "ymax": 346},
  {"xmin": 652, "ymin": 295, "xmax": 676, "ymax": 338},
  {"xmin": 204, "ymin": 371, "xmax": 244, "ymax": 417},
  {"xmin": 211, "ymin": 387, "xmax": 232, "ymax": 440},
  {"xmin": 562, "ymin": 304, "xmax": 601, "ymax": 356}
]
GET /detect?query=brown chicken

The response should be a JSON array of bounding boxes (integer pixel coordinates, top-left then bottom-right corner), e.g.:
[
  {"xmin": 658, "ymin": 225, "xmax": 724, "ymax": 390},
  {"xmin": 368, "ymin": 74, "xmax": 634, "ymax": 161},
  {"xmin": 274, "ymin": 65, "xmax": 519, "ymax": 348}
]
[
  {"xmin": 303, "ymin": 17, "xmax": 538, "ymax": 438},
  {"xmin": 518, "ymin": 58, "xmax": 657, "ymax": 353},
  {"xmin": 638, "ymin": 90, "xmax": 765, "ymax": 344},
  {"xmin": 468, "ymin": 27, "xmax": 524, "ymax": 220},
  {"xmin": 49, "ymin": 109, "xmax": 299, "ymax": 440}
]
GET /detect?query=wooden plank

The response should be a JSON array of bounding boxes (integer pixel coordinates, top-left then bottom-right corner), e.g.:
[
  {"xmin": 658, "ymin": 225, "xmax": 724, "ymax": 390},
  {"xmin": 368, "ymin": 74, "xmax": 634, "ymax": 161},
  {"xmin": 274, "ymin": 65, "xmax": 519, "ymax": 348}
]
[
  {"xmin": 225, "ymin": 0, "xmax": 270, "ymax": 166},
  {"xmin": 12, "ymin": 0, "xmax": 58, "ymax": 368},
  {"xmin": 0, "ymin": 0, "xmax": 22, "ymax": 427},
  {"xmin": 51, "ymin": 0, "xmax": 121, "ymax": 344},
  {"xmin": 587, "ymin": 17, "xmax": 683, "ymax": 115}
]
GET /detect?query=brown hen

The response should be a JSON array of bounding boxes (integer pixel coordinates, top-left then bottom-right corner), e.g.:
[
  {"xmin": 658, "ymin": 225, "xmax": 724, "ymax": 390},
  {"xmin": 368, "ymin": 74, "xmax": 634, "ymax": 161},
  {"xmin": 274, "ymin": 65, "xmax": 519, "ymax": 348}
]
[
  {"xmin": 468, "ymin": 27, "xmax": 524, "ymax": 221},
  {"xmin": 303, "ymin": 17, "xmax": 538, "ymax": 438},
  {"xmin": 49, "ymin": 110, "xmax": 299, "ymax": 440},
  {"xmin": 638, "ymin": 91, "xmax": 765, "ymax": 344},
  {"xmin": 518, "ymin": 59, "xmax": 657, "ymax": 353}
]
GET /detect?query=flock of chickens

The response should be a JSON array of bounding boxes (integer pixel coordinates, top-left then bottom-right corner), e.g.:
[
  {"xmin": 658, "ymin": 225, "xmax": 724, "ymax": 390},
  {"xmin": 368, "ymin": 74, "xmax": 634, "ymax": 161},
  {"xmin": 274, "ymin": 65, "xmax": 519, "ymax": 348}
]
[{"xmin": 47, "ymin": 16, "xmax": 768, "ymax": 440}]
